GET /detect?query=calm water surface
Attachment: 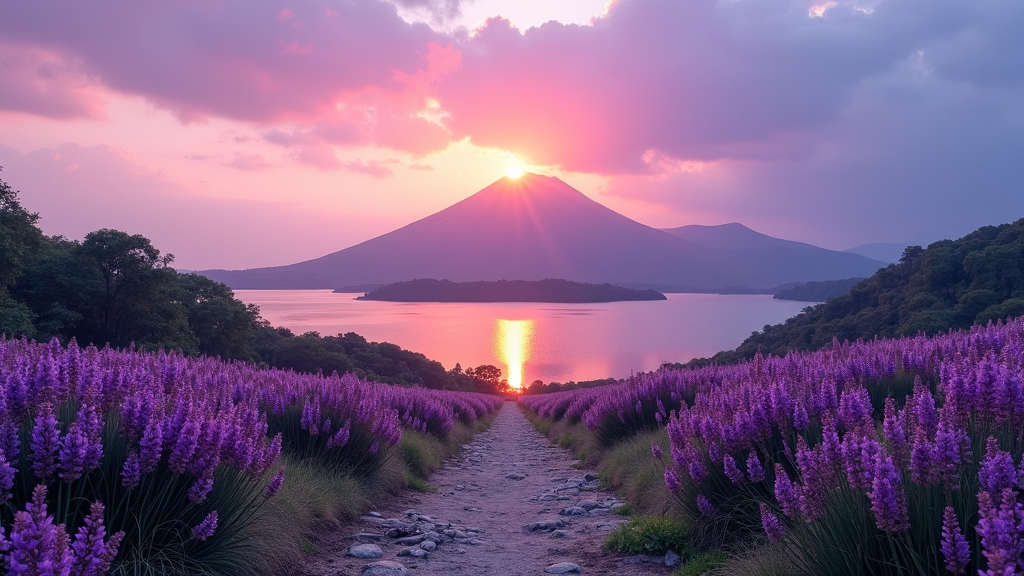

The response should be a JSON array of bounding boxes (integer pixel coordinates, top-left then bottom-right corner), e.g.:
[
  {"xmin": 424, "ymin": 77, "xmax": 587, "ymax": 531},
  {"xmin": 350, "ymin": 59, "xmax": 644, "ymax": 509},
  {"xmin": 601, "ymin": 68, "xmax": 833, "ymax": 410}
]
[{"xmin": 235, "ymin": 291, "xmax": 809, "ymax": 386}]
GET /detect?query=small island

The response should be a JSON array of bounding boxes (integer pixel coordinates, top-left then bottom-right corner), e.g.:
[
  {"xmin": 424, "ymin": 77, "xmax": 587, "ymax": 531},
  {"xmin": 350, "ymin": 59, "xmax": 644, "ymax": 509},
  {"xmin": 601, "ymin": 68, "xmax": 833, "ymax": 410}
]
[{"xmin": 351, "ymin": 278, "xmax": 667, "ymax": 303}]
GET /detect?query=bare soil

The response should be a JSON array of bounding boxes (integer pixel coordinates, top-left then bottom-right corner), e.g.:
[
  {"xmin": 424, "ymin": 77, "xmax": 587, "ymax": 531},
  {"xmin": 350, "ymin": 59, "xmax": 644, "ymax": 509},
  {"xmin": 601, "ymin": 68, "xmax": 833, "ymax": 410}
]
[{"xmin": 301, "ymin": 402, "xmax": 674, "ymax": 576}]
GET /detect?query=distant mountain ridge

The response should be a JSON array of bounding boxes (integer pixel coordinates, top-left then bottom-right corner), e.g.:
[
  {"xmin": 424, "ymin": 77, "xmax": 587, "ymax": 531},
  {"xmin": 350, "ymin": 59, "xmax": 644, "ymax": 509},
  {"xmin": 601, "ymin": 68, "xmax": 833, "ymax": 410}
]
[{"xmin": 201, "ymin": 173, "xmax": 885, "ymax": 290}]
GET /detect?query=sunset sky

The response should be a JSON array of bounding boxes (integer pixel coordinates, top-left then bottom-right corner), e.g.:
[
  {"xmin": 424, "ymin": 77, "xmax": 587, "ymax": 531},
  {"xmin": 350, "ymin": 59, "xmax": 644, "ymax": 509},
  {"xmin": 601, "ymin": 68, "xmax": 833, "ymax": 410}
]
[{"xmin": 1, "ymin": 0, "xmax": 1020, "ymax": 270}]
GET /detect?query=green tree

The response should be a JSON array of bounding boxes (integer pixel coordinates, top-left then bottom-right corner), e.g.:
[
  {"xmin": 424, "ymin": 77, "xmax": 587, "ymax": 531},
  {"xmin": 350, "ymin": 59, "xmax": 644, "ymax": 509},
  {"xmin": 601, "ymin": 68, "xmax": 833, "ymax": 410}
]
[
  {"xmin": 78, "ymin": 229, "xmax": 174, "ymax": 346},
  {"xmin": 170, "ymin": 273, "xmax": 261, "ymax": 360},
  {"xmin": 0, "ymin": 175, "xmax": 44, "ymax": 336}
]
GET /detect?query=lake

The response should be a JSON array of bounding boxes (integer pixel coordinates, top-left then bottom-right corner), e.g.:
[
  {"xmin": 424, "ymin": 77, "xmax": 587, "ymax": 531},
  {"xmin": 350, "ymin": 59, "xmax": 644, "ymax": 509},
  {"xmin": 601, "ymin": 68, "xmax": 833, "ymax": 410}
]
[{"xmin": 235, "ymin": 290, "xmax": 810, "ymax": 387}]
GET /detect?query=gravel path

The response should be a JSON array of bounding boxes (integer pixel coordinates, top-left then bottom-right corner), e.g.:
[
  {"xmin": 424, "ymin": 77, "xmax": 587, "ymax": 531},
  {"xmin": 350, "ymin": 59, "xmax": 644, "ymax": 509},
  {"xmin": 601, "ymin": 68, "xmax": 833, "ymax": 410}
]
[{"xmin": 301, "ymin": 402, "xmax": 674, "ymax": 576}]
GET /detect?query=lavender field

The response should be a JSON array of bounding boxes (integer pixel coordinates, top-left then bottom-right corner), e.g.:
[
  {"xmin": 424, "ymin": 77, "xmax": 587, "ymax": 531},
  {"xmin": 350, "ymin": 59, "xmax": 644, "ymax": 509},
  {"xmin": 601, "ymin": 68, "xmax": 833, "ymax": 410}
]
[
  {"xmin": 520, "ymin": 318, "xmax": 1024, "ymax": 575},
  {"xmin": 0, "ymin": 337, "xmax": 501, "ymax": 574}
]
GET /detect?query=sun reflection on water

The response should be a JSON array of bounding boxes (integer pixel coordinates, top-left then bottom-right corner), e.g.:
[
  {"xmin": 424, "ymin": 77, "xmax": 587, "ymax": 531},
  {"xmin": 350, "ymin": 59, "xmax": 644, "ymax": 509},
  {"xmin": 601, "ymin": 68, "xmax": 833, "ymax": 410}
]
[{"xmin": 495, "ymin": 319, "xmax": 534, "ymax": 390}]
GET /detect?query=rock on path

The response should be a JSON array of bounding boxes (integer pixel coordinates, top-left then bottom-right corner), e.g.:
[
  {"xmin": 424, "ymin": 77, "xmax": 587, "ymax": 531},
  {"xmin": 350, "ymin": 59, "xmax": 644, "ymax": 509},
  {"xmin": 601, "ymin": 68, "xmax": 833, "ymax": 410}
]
[{"xmin": 301, "ymin": 402, "xmax": 672, "ymax": 576}]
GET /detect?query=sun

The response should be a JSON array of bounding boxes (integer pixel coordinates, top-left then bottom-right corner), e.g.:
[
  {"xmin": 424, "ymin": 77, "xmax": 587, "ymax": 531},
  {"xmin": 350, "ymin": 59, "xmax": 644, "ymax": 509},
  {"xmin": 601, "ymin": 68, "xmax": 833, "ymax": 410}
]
[{"xmin": 506, "ymin": 166, "xmax": 524, "ymax": 179}]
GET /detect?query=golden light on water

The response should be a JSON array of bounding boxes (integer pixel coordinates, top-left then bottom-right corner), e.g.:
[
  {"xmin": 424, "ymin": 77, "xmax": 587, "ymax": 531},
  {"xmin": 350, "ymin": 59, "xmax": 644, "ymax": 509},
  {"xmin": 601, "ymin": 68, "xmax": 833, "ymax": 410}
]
[{"xmin": 495, "ymin": 319, "xmax": 534, "ymax": 389}]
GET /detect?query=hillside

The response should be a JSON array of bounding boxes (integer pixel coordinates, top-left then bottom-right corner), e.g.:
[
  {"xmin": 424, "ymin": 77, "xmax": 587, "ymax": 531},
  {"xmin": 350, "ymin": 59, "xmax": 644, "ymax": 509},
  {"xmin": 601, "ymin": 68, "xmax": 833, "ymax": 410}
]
[
  {"xmin": 201, "ymin": 174, "xmax": 884, "ymax": 290},
  {"xmin": 708, "ymin": 218, "xmax": 1024, "ymax": 362},
  {"xmin": 355, "ymin": 278, "xmax": 667, "ymax": 303},
  {"xmin": 773, "ymin": 278, "xmax": 865, "ymax": 302}
]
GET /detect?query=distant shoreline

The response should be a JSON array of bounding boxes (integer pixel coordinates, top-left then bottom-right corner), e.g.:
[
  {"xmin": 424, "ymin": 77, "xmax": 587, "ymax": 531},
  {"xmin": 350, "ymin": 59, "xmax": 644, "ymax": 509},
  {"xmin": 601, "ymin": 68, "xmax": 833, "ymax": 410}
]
[{"xmin": 349, "ymin": 278, "xmax": 667, "ymax": 303}]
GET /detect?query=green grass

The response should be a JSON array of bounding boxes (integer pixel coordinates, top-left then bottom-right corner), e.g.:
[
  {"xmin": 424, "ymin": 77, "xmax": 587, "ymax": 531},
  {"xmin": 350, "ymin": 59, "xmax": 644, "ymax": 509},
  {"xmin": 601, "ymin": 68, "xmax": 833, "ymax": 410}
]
[
  {"xmin": 675, "ymin": 551, "xmax": 728, "ymax": 576},
  {"xmin": 604, "ymin": 515, "xmax": 692, "ymax": 556},
  {"xmin": 406, "ymin": 475, "xmax": 438, "ymax": 492}
]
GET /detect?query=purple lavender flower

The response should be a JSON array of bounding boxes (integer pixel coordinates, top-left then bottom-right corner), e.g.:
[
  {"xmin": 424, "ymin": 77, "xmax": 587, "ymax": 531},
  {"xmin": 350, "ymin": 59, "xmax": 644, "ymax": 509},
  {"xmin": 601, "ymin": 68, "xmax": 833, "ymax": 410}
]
[
  {"xmin": 792, "ymin": 403, "xmax": 809, "ymax": 431},
  {"xmin": 747, "ymin": 451, "xmax": 765, "ymax": 482},
  {"xmin": 0, "ymin": 452, "xmax": 15, "ymax": 503},
  {"xmin": 121, "ymin": 452, "xmax": 141, "ymax": 489},
  {"xmin": 651, "ymin": 441, "xmax": 663, "ymax": 460},
  {"xmin": 29, "ymin": 404, "xmax": 60, "ymax": 481},
  {"xmin": 723, "ymin": 455, "xmax": 744, "ymax": 485},
  {"xmin": 664, "ymin": 468, "xmax": 682, "ymax": 492},
  {"xmin": 773, "ymin": 464, "xmax": 801, "ymax": 518},
  {"xmin": 8, "ymin": 485, "xmax": 60, "ymax": 574},
  {"xmin": 191, "ymin": 510, "xmax": 218, "ymax": 541},
  {"xmin": 696, "ymin": 494, "xmax": 715, "ymax": 516},
  {"xmin": 265, "ymin": 467, "xmax": 285, "ymax": 498},
  {"xmin": 975, "ymin": 489, "xmax": 1024, "ymax": 576},
  {"xmin": 70, "ymin": 500, "xmax": 125, "ymax": 576},
  {"xmin": 867, "ymin": 453, "xmax": 909, "ymax": 532},
  {"xmin": 940, "ymin": 506, "xmax": 969, "ymax": 576},
  {"xmin": 932, "ymin": 424, "xmax": 970, "ymax": 489},
  {"xmin": 58, "ymin": 421, "xmax": 90, "ymax": 483},
  {"xmin": 979, "ymin": 437, "xmax": 1018, "ymax": 494},
  {"xmin": 187, "ymin": 477, "xmax": 215, "ymax": 504},
  {"xmin": 760, "ymin": 503, "xmax": 785, "ymax": 542}
]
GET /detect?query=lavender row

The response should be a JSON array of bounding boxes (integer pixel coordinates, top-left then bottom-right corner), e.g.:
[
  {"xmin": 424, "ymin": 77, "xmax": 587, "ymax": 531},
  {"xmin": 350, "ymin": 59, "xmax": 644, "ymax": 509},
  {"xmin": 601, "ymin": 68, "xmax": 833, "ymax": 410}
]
[
  {"xmin": 520, "ymin": 318, "xmax": 1024, "ymax": 574},
  {"xmin": 0, "ymin": 336, "xmax": 502, "ymax": 574}
]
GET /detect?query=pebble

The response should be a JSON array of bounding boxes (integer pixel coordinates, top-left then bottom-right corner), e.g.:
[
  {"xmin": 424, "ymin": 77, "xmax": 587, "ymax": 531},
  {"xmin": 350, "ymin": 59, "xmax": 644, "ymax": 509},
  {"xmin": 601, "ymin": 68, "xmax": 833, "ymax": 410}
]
[
  {"xmin": 397, "ymin": 547, "xmax": 429, "ymax": 559},
  {"xmin": 347, "ymin": 544, "xmax": 383, "ymax": 559},
  {"xmin": 394, "ymin": 534, "xmax": 427, "ymax": 546},
  {"xmin": 506, "ymin": 473, "xmax": 527, "ymax": 480},
  {"xmin": 665, "ymin": 550, "xmax": 682, "ymax": 567},
  {"xmin": 361, "ymin": 561, "xmax": 408, "ymax": 576},
  {"xmin": 420, "ymin": 540, "xmax": 437, "ymax": 552},
  {"xmin": 544, "ymin": 561, "xmax": 582, "ymax": 574}
]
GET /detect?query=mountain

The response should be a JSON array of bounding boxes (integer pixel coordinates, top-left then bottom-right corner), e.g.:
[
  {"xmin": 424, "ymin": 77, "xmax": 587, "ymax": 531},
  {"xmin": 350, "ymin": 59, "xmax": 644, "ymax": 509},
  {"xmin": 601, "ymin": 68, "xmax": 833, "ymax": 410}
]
[
  {"xmin": 844, "ymin": 243, "xmax": 911, "ymax": 264},
  {"xmin": 201, "ymin": 173, "xmax": 885, "ymax": 290}
]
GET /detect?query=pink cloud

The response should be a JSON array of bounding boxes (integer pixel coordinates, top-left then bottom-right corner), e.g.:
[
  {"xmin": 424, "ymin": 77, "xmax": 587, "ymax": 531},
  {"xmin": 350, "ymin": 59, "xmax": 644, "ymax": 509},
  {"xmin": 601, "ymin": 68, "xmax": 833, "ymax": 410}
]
[
  {"xmin": 224, "ymin": 154, "xmax": 272, "ymax": 171},
  {"xmin": 343, "ymin": 159, "xmax": 396, "ymax": 178},
  {"xmin": 0, "ymin": 41, "xmax": 106, "ymax": 119}
]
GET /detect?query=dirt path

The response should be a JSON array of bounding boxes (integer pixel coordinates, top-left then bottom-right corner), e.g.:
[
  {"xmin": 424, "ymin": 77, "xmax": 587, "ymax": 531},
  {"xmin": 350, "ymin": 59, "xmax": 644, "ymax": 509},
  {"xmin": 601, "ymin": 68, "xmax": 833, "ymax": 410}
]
[{"xmin": 302, "ymin": 402, "xmax": 674, "ymax": 576}]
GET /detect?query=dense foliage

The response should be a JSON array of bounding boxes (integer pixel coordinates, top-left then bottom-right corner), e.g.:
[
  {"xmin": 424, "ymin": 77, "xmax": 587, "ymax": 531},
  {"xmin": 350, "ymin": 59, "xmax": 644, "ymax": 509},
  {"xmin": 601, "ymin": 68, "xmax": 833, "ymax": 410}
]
[
  {"xmin": 0, "ymin": 336, "xmax": 502, "ymax": 574},
  {"xmin": 356, "ymin": 278, "xmax": 667, "ymax": 303},
  {"xmin": 708, "ymin": 219, "xmax": 1024, "ymax": 363},
  {"xmin": 522, "ymin": 318, "xmax": 1024, "ymax": 575},
  {"xmin": 772, "ymin": 277, "xmax": 864, "ymax": 303},
  {"xmin": 0, "ymin": 177, "xmax": 504, "ymax": 394}
]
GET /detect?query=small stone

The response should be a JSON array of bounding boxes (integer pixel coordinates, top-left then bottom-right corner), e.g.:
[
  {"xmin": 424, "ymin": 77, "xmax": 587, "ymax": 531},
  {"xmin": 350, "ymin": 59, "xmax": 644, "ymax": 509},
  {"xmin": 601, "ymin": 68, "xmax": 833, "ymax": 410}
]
[
  {"xmin": 560, "ymin": 507, "xmax": 589, "ymax": 517},
  {"xmin": 550, "ymin": 530, "xmax": 570, "ymax": 539},
  {"xmin": 452, "ymin": 547, "xmax": 467, "ymax": 554},
  {"xmin": 361, "ymin": 516, "xmax": 386, "ymax": 523},
  {"xmin": 544, "ymin": 561, "xmax": 582, "ymax": 574},
  {"xmin": 420, "ymin": 540, "xmax": 437, "ymax": 552},
  {"xmin": 347, "ymin": 544, "xmax": 383, "ymax": 559},
  {"xmin": 397, "ymin": 547, "xmax": 428, "ymax": 559},
  {"xmin": 506, "ymin": 473, "xmax": 527, "ymax": 480},
  {"xmin": 404, "ymin": 510, "xmax": 420, "ymax": 517},
  {"xmin": 367, "ymin": 511, "xmax": 384, "ymax": 518},
  {"xmin": 576, "ymin": 500, "xmax": 600, "ymax": 510},
  {"xmin": 468, "ymin": 538, "xmax": 483, "ymax": 545},
  {"xmin": 583, "ymin": 473, "xmax": 600, "ymax": 482},
  {"xmin": 540, "ymin": 494, "xmax": 558, "ymax": 501},
  {"xmin": 454, "ymin": 485, "xmax": 465, "ymax": 491},
  {"xmin": 394, "ymin": 534, "xmax": 427, "ymax": 546},
  {"xmin": 664, "ymin": 550, "xmax": 682, "ymax": 567},
  {"xmin": 361, "ymin": 561, "xmax": 408, "ymax": 576}
]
